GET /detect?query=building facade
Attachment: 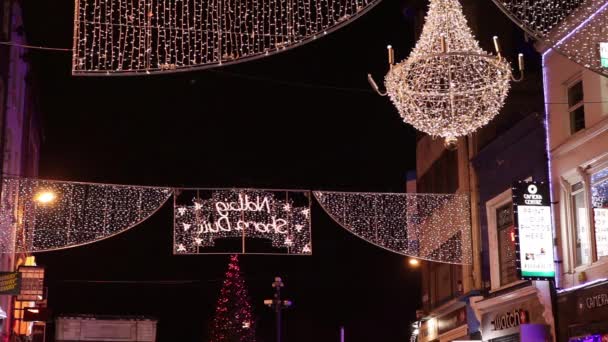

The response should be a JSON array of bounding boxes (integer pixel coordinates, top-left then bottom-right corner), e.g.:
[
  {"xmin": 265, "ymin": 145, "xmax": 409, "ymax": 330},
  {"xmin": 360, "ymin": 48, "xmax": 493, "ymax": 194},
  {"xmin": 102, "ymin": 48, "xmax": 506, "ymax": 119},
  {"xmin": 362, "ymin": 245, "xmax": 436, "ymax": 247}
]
[
  {"xmin": 537, "ymin": 3, "xmax": 608, "ymax": 341},
  {"xmin": 0, "ymin": 0, "xmax": 42, "ymax": 340},
  {"xmin": 469, "ymin": 112, "xmax": 554, "ymax": 342}
]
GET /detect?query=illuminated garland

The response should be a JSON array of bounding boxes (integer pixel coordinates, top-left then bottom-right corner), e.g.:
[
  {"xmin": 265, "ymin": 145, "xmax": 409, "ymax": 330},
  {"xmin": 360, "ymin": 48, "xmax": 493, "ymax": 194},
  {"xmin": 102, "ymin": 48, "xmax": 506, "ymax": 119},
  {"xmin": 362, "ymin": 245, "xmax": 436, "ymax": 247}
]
[
  {"xmin": 370, "ymin": 0, "xmax": 517, "ymax": 148},
  {"xmin": 313, "ymin": 191, "xmax": 472, "ymax": 264},
  {"xmin": 0, "ymin": 178, "xmax": 473, "ymax": 264},
  {"xmin": 0, "ymin": 177, "xmax": 172, "ymax": 253},
  {"xmin": 72, "ymin": 0, "xmax": 381, "ymax": 75},
  {"xmin": 492, "ymin": 0, "xmax": 608, "ymax": 76},
  {"xmin": 173, "ymin": 189, "xmax": 312, "ymax": 255}
]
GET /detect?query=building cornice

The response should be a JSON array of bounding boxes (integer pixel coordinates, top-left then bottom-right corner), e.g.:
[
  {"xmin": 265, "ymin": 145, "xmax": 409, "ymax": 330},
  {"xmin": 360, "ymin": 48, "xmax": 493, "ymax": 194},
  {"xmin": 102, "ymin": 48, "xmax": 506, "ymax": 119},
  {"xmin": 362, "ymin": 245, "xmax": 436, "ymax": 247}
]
[{"xmin": 552, "ymin": 116, "xmax": 608, "ymax": 159}]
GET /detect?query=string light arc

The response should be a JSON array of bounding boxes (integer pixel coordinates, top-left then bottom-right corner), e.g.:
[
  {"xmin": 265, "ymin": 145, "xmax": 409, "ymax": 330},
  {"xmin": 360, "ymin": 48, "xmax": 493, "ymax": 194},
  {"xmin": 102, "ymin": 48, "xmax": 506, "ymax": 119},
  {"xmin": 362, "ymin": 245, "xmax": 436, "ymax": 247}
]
[
  {"xmin": 490, "ymin": 0, "xmax": 608, "ymax": 77},
  {"xmin": 72, "ymin": 0, "xmax": 382, "ymax": 75},
  {"xmin": 0, "ymin": 177, "xmax": 173, "ymax": 253},
  {"xmin": 313, "ymin": 191, "xmax": 472, "ymax": 265}
]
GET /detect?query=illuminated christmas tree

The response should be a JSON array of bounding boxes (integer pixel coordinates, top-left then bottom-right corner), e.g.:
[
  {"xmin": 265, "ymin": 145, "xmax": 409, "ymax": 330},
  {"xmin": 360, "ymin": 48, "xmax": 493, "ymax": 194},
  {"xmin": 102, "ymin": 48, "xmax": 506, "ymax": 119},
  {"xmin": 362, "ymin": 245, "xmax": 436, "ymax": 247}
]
[{"xmin": 209, "ymin": 255, "xmax": 256, "ymax": 342}]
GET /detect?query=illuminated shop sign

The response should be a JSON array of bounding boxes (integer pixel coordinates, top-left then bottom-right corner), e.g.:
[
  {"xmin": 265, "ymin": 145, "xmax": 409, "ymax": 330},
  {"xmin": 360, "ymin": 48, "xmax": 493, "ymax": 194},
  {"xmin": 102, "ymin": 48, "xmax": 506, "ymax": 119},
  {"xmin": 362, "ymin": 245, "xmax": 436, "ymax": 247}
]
[
  {"xmin": 601, "ymin": 43, "xmax": 608, "ymax": 68},
  {"xmin": 512, "ymin": 181, "xmax": 555, "ymax": 280}
]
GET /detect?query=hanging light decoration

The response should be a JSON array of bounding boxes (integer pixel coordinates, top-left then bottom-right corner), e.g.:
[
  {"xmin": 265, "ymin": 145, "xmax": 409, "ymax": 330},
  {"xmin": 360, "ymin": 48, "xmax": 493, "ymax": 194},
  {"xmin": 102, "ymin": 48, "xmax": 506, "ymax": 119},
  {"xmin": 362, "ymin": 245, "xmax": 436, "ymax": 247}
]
[
  {"xmin": 491, "ymin": 0, "xmax": 608, "ymax": 77},
  {"xmin": 368, "ymin": 0, "xmax": 524, "ymax": 149},
  {"xmin": 72, "ymin": 0, "xmax": 381, "ymax": 75}
]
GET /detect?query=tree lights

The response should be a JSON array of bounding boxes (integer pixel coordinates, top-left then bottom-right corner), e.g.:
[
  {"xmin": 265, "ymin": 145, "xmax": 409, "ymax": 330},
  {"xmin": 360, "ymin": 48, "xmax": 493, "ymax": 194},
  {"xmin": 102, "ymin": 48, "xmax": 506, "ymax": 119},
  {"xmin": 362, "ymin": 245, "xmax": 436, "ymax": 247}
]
[
  {"xmin": 369, "ymin": 0, "xmax": 523, "ymax": 148},
  {"xmin": 72, "ymin": 0, "xmax": 382, "ymax": 75},
  {"xmin": 209, "ymin": 255, "xmax": 256, "ymax": 342},
  {"xmin": 492, "ymin": 0, "xmax": 608, "ymax": 77}
]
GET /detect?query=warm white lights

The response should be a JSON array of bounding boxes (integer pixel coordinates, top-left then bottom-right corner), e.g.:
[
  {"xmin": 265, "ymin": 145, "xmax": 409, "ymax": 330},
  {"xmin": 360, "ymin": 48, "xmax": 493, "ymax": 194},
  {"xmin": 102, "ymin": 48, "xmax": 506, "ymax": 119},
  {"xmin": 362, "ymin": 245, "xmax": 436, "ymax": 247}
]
[
  {"xmin": 409, "ymin": 258, "xmax": 420, "ymax": 267},
  {"xmin": 72, "ymin": 0, "xmax": 381, "ymax": 75},
  {"xmin": 370, "ymin": 0, "xmax": 518, "ymax": 147},
  {"xmin": 0, "ymin": 178, "xmax": 172, "ymax": 253},
  {"xmin": 173, "ymin": 189, "xmax": 312, "ymax": 255},
  {"xmin": 34, "ymin": 191, "xmax": 56, "ymax": 204},
  {"xmin": 314, "ymin": 191, "xmax": 472, "ymax": 265},
  {"xmin": 492, "ymin": 0, "xmax": 608, "ymax": 76}
]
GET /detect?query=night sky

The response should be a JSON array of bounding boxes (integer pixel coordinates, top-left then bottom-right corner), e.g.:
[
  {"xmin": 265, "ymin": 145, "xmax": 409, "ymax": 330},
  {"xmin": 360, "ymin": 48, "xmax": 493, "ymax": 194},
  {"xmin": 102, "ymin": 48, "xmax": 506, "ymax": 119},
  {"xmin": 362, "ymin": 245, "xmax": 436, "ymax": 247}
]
[{"xmin": 19, "ymin": 0, "xmax": 526, "ymax": 341}]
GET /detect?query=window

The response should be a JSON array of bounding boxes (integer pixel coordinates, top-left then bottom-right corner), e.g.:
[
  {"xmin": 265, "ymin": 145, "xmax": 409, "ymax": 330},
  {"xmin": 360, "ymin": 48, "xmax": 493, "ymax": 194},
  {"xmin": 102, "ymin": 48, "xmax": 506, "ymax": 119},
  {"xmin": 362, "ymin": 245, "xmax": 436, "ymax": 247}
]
[
  {"xmin": 568, "ymin": 81, "xmax": 585, "ymax": 134},
  {"xmin": 497, "ymin": 203, "xmax": 517, "ymax": 285},
  {"xmin": 592, "ymin": 169, "xmax": 608, "ymax": 258},
  {"xmin": 572, "ymin": 182, "xmax": 591, "ymax": 266}
]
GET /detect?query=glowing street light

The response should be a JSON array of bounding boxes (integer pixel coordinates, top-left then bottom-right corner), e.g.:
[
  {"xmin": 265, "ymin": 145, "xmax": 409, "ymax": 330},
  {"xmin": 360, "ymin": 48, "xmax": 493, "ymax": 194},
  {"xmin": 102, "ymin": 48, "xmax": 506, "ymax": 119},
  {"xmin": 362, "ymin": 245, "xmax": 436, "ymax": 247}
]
[
  {"xmin": 34, "ymin": 191, "xmax": 56, "ymax": 204},
  {"xmin": 408, "ymin": 258, "xmax": 420, "ymax": 267}
]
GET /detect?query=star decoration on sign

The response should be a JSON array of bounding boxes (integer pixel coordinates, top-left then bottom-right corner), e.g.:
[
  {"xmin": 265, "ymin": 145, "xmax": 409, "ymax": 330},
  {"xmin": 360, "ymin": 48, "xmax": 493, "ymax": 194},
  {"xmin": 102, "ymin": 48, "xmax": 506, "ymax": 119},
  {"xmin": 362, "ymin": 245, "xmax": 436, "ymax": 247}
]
[
  {"xmin": 177, "ymin": 207, "xmax": 187, "ymax": 216},
  {"xmin": 302, "ymin": 244, "xmax": 311, "ymax": 253},
  {"xmin": 194, "ymin": 202, "xmax": 203, "ymax": 211},
  {"xmin": 295, "ymin": 224, "xmax": 304, "ymax": 232},
  {"xmin": 183, "ymin": 223, "xmax": 191, "ymax": 231},
  {"xmin": 194, "ymin": 238, "xmax": 202, "ymax": 246},
  {"xmin": 285, "ymin": 237, "xmax": 293, "ymax": 246},
  {"xmin": 301, "ymin": 208, "xmax": 310, "ymax": 219},
  {"xmin": 283, "ymin": 203, "xmax": 291, "ymax": 212},
  {"xmin": 177, "ymin": 244, "xmax": 186, "ymax": 252}
]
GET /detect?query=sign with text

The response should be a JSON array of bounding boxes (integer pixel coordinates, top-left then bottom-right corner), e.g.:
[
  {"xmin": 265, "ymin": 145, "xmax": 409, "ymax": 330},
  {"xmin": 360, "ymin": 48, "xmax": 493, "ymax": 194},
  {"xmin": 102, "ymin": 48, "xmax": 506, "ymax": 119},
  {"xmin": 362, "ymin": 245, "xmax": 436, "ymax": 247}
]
[
  {"xmin": 16, "ymin": 266, "xmax": 45, "ymax": 301},
  {"xmin": 601, "ymin": 42, "xmax": 608, "ymax": 68},
  {"xmin": 174, "ymin": 189, "xmax": 312, "ymax": 255},
  {"xmin": 512, "ymin": 181, "xmax": 555, "ymax": 280},
  {"xmin": 0, "ymin": 272, "xmax": 21, "ymax": 295}
]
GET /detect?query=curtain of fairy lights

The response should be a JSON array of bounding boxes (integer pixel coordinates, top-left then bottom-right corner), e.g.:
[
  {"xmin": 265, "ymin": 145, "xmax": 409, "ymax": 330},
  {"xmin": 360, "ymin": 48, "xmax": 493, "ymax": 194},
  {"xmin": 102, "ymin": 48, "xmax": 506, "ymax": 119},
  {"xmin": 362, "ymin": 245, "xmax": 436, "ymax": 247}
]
[
  {"xmin": 491, "ymin": 0, "xmax": 608, "ymax": 77},
  {"xmin": 173, "ymin": 188, "xmax": 312, "ymax": 255},
  {"xmin": 0, "ymin": 178, "xmax": 172, "ymax": 253},
  {"xmin": 313, "ymin": 191, "xmax": 472, "ymax": 264},
  {"xmin": 72, "ymin": 0, "xmax": 381, "ymax": 75}
]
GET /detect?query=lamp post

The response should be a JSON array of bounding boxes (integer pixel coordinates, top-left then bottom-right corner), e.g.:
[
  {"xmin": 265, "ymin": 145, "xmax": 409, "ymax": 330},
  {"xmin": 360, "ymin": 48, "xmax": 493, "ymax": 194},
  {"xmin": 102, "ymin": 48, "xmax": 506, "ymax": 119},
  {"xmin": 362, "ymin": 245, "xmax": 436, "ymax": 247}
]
[{"xmin": 264, "ymin": 277, "xmax": 292, "ymax": 342}]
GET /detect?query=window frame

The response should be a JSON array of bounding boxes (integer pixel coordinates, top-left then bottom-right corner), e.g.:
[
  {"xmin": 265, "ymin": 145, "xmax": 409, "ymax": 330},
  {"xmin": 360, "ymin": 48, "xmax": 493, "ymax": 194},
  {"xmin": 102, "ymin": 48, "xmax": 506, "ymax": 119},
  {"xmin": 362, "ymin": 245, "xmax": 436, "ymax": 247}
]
[
  {"xmin": 486, "ymin": 187, "xmax": 521, "ymax": 290},
  {"xmin": 566, "ymin": 79, "xmax": 585, "ymax": 134}
]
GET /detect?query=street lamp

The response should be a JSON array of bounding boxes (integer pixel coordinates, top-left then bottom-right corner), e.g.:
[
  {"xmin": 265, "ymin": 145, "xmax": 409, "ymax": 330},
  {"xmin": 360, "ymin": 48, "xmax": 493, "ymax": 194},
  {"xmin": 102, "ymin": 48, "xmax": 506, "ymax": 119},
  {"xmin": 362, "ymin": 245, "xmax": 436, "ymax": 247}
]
[
  {"xmin": 264, "ymin": 277, "xmax": 292, "ymax": 342},
  {"xmin": 34, "ymin": 190, "xmax": 56, "ymax": 204}
]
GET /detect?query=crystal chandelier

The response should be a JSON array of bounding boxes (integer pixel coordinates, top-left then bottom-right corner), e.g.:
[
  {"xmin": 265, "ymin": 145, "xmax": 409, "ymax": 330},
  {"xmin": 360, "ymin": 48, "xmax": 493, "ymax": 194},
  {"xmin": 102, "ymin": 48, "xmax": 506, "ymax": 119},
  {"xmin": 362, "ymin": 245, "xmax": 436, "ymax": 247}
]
[{"xmin": 368, "ymin": 0, "xmax": 523, "ymax": 149}]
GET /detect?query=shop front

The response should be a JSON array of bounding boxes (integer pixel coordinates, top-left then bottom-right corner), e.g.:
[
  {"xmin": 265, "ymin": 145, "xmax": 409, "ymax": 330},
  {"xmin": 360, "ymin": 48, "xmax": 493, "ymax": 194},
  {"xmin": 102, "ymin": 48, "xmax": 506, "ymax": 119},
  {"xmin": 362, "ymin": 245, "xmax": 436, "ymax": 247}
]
[
  {"xmin": 473, "ymin": 285, "xmax": 552, "ymax": 342},
  {"xmin": 557, "ymin": 279, "xmax": 608, "ymax": 342},
  {"xmin": 419, "ymin": 302, "xmax": 469, "ymax": 342}
]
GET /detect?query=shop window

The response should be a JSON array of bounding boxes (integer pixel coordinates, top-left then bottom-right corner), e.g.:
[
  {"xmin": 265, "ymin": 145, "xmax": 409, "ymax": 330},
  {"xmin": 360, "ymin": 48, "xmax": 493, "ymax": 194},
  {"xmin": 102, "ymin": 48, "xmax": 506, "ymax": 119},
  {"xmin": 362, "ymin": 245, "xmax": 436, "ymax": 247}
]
[
  {"xmin": 592, "ymin": 169, "xmax": 608, "ymax": 258},
  {"xmin": 572, "ymin": 182, "xmax": 591, "ymax": 266},
  {"xmin": 497, "ymin": 203, "xmax": 517, "ymax": 285},
  {"xmin": 568, "ymin": 81, "xmax": 585, "ymax": 134}
]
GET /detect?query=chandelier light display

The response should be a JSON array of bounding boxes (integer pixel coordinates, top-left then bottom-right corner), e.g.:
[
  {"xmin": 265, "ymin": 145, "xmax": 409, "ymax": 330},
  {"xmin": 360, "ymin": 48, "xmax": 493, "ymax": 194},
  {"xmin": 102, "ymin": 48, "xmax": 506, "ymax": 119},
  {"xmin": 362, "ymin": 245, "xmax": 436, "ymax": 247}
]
[
  {"xmin": 0, "ymin": 177, "xmax": 172, "ymax": 253},
  {"xmin": 314, "ymin": 191, "xmax": 472, "ymax": 264},
  {"xmin": 368, "ymin": 0, "xmax": 524, "ymax": 149},
  {"xmin": 491, "ymin": 0, "xmax": 608, "ymax": 77},
  {"xmin": 72, "ymin": 0, "xmax": 381, "ymax": 75}
]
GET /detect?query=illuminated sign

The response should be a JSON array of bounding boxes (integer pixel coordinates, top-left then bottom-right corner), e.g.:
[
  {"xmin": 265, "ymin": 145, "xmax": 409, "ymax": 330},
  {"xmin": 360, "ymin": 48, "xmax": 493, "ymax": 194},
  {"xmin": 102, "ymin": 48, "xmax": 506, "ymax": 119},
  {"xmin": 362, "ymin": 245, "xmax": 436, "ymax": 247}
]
[
  {"xmin": 174, "ymin": 189, "xmax": 312, "ymax": 255},
  {"xmin": 601, "ymin": 42, "xmax": 608, "ymax": 68},
  {"xmin": 17, "ymin": 266, "xmax": 45, "ymax": 301},
  {"xmin": 512, "ymin": 181, "xmax": 555, "ymax": 280},
  {"xmin": 0, "ymin": 272, "xmax": 21, "ymax": 295}
]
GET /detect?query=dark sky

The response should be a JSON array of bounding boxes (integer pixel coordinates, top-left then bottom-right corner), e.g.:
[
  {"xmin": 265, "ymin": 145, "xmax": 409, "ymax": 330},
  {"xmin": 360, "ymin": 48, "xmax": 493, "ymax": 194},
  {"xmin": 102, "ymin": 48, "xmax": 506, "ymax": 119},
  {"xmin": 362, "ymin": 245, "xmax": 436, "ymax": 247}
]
[{"xmin": 18, "ymin": 0, "xmax": 528, "ymax": 341}]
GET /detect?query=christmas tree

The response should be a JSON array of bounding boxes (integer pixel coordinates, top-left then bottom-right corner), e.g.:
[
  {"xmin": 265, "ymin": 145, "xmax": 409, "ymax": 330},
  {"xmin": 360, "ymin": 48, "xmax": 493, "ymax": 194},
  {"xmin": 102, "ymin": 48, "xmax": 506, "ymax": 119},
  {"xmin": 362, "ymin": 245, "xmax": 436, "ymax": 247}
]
[{"xmin": 209, "ymin": 255, "xmax": 256, "ymax": 342}]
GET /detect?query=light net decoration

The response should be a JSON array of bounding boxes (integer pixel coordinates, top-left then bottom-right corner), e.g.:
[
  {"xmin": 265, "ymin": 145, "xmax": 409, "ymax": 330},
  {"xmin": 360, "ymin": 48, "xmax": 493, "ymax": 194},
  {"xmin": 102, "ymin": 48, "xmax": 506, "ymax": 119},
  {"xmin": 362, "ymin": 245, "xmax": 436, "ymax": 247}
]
[
  {"xmin": 370, "ymin": 0, "xmax": 517, "ymax": 148},
  {"xmin": 72, "ymin": 0, "xmax": 381, "ymax": 75},
  {"xmin": 174, "ymin": 189, "xmax": 311, "ymax": 255},
  {"xmin": 314, "ymin": 191, "xmax": 472, "ymax": 264},
  {"xmin": 491, "ymin": 0, "xmax": 608, "ymax": 77},
  {"xmin": 0, "ymin": 177, "xmax": 172, "ymax": 253}
]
